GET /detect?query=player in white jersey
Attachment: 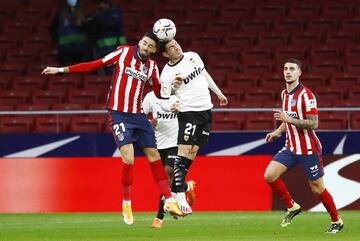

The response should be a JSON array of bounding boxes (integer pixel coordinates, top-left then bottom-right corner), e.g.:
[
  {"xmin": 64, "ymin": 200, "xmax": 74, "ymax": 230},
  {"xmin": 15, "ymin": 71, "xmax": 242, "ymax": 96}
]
[
  {"xmin": 143, "ymin": 91, "xmax": 196, "ymax": 228},
  {"xmin": 158, "ymin": 39, "xmax": 228, "ymax": 215},
  {"xmin": 264, "ymin": 59, "xmax": 343, "ymax": 233}
]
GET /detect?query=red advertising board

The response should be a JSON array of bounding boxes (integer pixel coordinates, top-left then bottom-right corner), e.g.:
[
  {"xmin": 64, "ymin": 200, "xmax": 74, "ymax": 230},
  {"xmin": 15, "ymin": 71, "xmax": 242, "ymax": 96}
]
[{"xmin": 0, "ymin": 156, "xmax": 272, "ymax": 213}]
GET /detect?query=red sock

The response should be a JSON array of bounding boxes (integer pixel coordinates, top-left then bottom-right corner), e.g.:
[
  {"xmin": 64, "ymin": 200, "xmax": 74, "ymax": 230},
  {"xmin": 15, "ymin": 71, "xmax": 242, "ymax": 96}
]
[
  {"xmin": 150, "ymin": 160, "xmax": 172, "ymax": 199},
  {"xmin": 121, "ymin": 163, "xmax": 133, "ymax": 200},
  {"xmin": 318, "ymin": 189, "xmax": 339, "ymax": 222},
  {"xmin": 269, "ymin": 178, "xmax": 294, "ymax": 209}
]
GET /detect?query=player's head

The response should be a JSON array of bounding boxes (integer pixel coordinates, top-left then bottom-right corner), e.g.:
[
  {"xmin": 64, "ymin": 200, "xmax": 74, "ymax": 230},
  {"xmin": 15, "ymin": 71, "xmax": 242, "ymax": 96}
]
[
  {"xmin": 158, "ymin": 39, "xmax": 183, "ymax": 61},
  {"xmin": 138, "ymin": 31, "xmax": 158, "ymax": 59},
  {"xmin": 283, "ymin": 58, "xmax": 302, "ymax": 84}
]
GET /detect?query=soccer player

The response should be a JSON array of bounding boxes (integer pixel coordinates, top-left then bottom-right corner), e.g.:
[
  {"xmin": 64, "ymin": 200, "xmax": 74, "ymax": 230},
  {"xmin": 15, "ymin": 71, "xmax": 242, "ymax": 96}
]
[
  {"xmin": 264, "ymin": 58, "xmax": 344, "ymax": 233},
  {"xmin": 142, "ymin": 90, "xmax": 196, "ymax": 228},
  {"xmin": 158, "ymin": 39, "xmax": 228, "ymax": 215},
  {"xmin": 41, "ymin": 31, "xmax": 183, "ymax": 225}
]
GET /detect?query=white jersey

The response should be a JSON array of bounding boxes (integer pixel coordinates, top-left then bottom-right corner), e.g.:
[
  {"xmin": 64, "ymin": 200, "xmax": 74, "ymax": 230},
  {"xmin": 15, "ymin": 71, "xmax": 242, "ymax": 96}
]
[
  {"xmin": 142, "ymin": 91, "xmax": 179, "ymax": 149},
  {"xmin": 160, "ymin": 51, "xmax": 213, "ymax": 112}
]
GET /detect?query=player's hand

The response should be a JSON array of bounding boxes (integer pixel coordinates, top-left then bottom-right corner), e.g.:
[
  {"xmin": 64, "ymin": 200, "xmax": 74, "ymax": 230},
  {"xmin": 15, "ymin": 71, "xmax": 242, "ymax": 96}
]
[
  {"xmin": 170, "ymin": 101, "xmax": 180, "ymax": 113},
  {"xmin": 217, "ymin": 93, "xmax": 228, "ymax": 106},
  {"xmin": 172, "ymin": 75, "xmax": 185, "ymax": 89},
  {"xmin": 265, "ymin": 131, "xmax": 281, "ymax": 143},
  {"xmin": 273, "ymin": 109, "xmax": 293, "ymax": 124},
  {"xmin": 150, "ymin": 118, "xmax": 158, "ymax": 127},
  {"xmin": 41, "ymin": 67, "xmax": 61, "ymax": 75}
]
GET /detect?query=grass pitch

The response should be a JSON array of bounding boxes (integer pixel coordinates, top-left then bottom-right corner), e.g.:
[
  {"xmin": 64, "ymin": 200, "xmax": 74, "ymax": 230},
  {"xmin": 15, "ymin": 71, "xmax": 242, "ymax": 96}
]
[{"xmin": 0, "ymin": 211, "xmax": 359, "ymax": 241}]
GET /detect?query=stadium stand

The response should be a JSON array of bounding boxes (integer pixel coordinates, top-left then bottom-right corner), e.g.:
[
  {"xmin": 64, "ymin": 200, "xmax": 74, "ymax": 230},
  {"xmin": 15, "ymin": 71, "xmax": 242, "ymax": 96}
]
[{"xmin": 1, "ymin": 0, "xmax": 360, "ymax": 132}]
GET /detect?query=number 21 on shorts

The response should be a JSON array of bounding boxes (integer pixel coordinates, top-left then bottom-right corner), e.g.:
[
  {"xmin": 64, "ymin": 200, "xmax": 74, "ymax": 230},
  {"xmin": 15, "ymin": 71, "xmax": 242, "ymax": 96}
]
[
  {"xmin": 185, "ymin": 123, "xmax": 196, "ymax": 136},
  {"xmin": 113, "ymin": 122, "xmax": 125, "ymax": 141}
]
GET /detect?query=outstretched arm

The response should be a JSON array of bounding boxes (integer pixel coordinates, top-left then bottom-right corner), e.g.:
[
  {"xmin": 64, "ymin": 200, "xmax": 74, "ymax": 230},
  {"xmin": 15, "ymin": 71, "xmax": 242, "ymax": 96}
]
[
  {"xmin": 203, "ymin": 69, "xmax": 228, "ymax": 106},
  {"xmin": 41, "ymin": 59, "xmax": 108, "ymax": 75}
]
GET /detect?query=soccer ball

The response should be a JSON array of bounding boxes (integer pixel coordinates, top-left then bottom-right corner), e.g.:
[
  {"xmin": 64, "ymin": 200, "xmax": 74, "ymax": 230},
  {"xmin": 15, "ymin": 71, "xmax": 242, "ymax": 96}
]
[{"xmin": 152, "ymin": 18, "xmax": 176, "ymax": 42}]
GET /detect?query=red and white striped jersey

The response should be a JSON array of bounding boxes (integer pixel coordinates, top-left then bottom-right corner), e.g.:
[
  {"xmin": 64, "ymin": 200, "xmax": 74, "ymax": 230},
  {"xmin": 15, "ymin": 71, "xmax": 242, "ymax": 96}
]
[
  {"xmin": 281, "ymin": 84, "xmax": 322, "ymax": 155},
  {"xmin": 69, "ymin": 45, "xmax": 161, "ymax": 113}
]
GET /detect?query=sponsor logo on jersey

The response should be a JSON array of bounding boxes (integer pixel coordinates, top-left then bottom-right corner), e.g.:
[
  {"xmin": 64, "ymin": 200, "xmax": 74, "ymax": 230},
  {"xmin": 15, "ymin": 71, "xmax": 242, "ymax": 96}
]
[
  {"xmin": 125, "ymin": 67, "xmax": 148, "ymax": 81},
  {"xmin": 184, "ymin": 135, "xmax": 189, "ymax": 141},
  {"xmin": 156, "ymin": 112, "xmax": 177, "ymax": 119},
  {"xmin": 184, "ymin": 67, "xmax": 202, "ymax": 84},
  {"xmin": 285, "ymin": 111, "xmax": 298, "ymax": 118}
]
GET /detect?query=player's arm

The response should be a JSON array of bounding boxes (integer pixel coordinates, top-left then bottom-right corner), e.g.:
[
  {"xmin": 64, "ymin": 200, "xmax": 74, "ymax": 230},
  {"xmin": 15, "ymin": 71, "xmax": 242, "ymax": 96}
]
[
  {"xmin": 266, "ymin": 122, "xmax": 286, "ymax": 143},
  {"xmin": 42, "ymin": 47, "xmax": 123, "ymax": 75},
  {"xmin": 290, "ymin": 114, "xmax": 318, "ymax": 130},
  {"xmin": 203, "ymin": 69, "xmax": 228, "ymax": 106},
  {"xmin": 274, "ymin": 110, "xmax": 318, "ymax": 130},
  {"xmin": 142, "ymin": 93, "xmax": 158, "ymax": 127}
]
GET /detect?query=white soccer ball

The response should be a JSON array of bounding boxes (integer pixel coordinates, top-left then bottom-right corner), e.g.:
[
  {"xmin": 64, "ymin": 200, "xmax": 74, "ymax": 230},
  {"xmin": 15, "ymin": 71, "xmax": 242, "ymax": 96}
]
[{"xmin": 152, "ymin": 18, "xmax": 176, "ymax": 42}]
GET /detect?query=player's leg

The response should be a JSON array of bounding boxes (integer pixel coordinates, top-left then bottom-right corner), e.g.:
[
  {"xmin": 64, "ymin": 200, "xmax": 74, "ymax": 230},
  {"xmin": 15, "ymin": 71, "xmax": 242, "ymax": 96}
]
[
  {"xmin": 185, "ymin": 180, "xmax": 196, "ymax": 206},
  {"xmin": 108, "ymin": 111, "xmax": 138, "ymax": 225},
  {"xmin": 143, "ymin": 147, "xmax": 183, "ymax": 217},
  {"xmin": 300, "ymin": 154, "xmax": 343, "ymax": 233},
  {"xmin": 174, "ymin": 144, "xmax": 198, "ymax": 214},
  {"xmin": 118, "ymin": 143, "xmax": 135, "ymax": 225},
  {"xmin": 151, "ymin": 148, "xmax": 176, "ymax": 228},
  {"xmin": 174, "ymin": 111, "xmax": 210, "ymax": 215},
  {"xmin": 264, "ymin": 148, "xmax": 301, "ymax": 227}
]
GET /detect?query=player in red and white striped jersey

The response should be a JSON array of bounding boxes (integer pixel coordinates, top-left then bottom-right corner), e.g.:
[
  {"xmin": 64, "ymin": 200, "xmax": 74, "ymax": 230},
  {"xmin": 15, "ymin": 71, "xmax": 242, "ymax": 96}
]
[
  {"xmin": 264, "ymin": 59, "xmax": 343, "ymax": 233},
  {"xmin": 42, "ymin": 31, "xmax": 183, "ymax": 225}
]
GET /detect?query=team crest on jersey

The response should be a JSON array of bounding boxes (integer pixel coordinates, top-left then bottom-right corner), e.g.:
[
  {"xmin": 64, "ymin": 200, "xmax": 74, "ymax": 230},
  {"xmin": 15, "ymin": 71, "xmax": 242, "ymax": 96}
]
[
  {"xmin": 190, "ymin": 58, "xmax": 196, "ymax": 64},
  {"xmin": 142, "ymin": 65, "xmax": 149, "ymax": 75},
  {"xmin": 291, "ymin": 98, "xmax": 297, "ymax": 107},
  {"xmin": 117, "ymin": 133, "xmax": 124, "ymax": 142},
  {"xmin": 184, "ymin": 135, "xmax": 189, "ymax": 141}
]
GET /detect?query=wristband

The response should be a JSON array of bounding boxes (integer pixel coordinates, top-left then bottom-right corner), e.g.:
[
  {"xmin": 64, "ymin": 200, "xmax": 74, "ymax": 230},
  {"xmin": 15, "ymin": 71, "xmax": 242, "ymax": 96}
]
[{"xmin": 59, "ymin": 67, "xmax": 64, "ymax": 73}]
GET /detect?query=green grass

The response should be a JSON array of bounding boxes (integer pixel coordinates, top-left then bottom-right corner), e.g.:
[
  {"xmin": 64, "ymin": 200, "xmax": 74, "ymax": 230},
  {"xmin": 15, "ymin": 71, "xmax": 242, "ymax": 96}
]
[{"xmin": 0, "ymin": 211, "xmax": 359, "ymax": 241}]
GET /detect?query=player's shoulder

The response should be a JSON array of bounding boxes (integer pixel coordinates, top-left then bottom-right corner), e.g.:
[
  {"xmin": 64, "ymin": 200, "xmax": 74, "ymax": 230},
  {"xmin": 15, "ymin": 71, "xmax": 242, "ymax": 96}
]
[
  {"xmin": 144, "ymin": 90, "xmax": 156, "ymax": 99},
  {"xmin": 184, "ymin": 51, "xmax": 200, "ymax": 58},
  {"xmin": 300, "ymin": 84, "xmax": 316, "ymax": 96}
]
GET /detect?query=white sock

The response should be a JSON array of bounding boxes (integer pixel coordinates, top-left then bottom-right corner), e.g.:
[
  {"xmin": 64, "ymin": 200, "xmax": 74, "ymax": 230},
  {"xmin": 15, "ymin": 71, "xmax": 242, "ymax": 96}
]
[{"xmin": 123, "ymin": 200, "xmax": 131, "ymax": 205}]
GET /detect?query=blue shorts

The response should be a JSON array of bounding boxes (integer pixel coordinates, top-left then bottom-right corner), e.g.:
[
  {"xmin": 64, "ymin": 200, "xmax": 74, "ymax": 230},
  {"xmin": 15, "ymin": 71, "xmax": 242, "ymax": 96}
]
[
  {"xmin": 108, "ymin": 111, "xmax": 157, "ymax": 149},
  {"xmin": 272, "ymin": 147, "xmax": 324, "ymax": 181}
]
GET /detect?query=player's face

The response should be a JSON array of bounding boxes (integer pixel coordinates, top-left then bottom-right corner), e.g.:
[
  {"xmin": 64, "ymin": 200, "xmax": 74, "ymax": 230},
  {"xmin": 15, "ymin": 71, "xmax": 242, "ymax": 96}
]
[
  {"xmin": 164, "ymin": 39, "xmax": 183, "ymax": 60},
  {"xmin": 283, "ymin": 62, "xmax": 301, "ymax": 84},
  {"xmin": 138, "ymin": 36, "xmax": 157, "ymax": 58}
]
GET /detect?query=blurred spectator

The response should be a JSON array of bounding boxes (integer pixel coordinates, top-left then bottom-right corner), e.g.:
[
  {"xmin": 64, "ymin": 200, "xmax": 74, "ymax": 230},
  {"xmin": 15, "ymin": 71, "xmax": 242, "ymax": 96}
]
[
  {"xmin": 85, "ymin": 0, "xmax": 126, "ymax": 74},
  {"xmin": 49, "ymin": 0, "xmax": 91, "ymax": 65}
]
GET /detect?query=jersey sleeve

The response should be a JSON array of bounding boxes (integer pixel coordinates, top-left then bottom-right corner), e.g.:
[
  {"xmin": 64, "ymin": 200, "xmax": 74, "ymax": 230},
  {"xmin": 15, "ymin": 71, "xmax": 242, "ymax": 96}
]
[
  {"xmin": 142, "ymin": 92, "xmax": 152, "ymax": 114},
  {"xmin": 149, "ymin": 61, "xmax": 164, "ymax": 99},
  {"xmin": 159, "ymin": 67, "xmax": 172, "ymax": 100},
  {"xmin": 304, "ymin": 91, "xmax": 318, "ymax": 115},
  {"xmin": 193, "ymin": 52, "xmax": 205, "ymax": 69},
  {"xmin": 69, "ymin": 46, "xmax": 123, "ymax": 72}
]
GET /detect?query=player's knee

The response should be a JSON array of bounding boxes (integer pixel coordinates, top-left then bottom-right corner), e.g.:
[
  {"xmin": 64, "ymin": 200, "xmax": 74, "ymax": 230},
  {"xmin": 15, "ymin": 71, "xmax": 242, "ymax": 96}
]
[
  {"xmin": 309, "ymin": 182, "xmax": 324, "ymax": 195},
  {"xmin": 122, "ymin": 157, "xmax": 134, "ymax": 165},
  {"xmin": 264, "ymin": 171, "xmax": 276, "ymax": 183},
  {"xmin": 144, "ymin": 148, "xmax": 161, "ymax": 162}
]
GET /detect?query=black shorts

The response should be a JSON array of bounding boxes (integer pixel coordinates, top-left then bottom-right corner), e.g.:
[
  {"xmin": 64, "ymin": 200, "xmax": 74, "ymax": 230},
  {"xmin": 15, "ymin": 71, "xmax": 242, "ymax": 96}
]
[
  {"xmin": 158, "ymin": 146, "xmax": 178, "ymax": 168},
  {"xmin": 177, "ymin": 110, "xmax": 212, "ymax": 147}
]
